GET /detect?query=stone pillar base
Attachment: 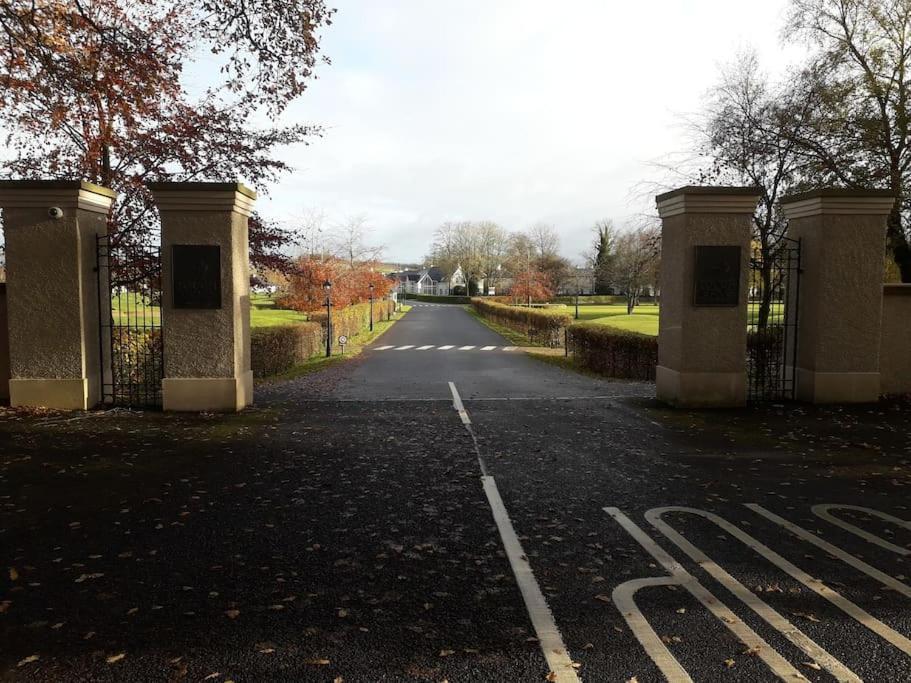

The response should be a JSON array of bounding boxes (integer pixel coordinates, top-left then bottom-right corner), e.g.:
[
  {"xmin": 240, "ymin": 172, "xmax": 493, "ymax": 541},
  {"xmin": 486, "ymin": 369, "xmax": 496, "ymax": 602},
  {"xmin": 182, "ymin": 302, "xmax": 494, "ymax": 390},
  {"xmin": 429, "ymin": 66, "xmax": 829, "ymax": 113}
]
[
  {"xmin": 162, "ymin": 372, "xmax": 253, "ymax": 412},
  {"xmin": 795, "ymin": 369, "xmax": 880, "ymax": 404},
  {"xmin": 656, "ymin": 366, "xmax": 746, "ymax": 408},
  {"xmin": 9, "ymin": 378, "xmax": 91, "ymax": 410}
]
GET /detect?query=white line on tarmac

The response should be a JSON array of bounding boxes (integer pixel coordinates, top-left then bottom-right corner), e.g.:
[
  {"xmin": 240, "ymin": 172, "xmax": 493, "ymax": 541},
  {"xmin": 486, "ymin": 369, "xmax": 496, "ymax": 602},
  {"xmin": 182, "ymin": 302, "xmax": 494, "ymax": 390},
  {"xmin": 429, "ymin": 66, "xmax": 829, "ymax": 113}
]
[
  {"xmin": 374, "ymin": 345, "xmax": 394, "ymax": 350},
  {"xmin": 812, "ymin": 504, "xmax": 911, "ymax": 556},
  {"xmin": 605, "ymin": 507, "xmax": 807, "ymax": 682},
  {"xmin": 395, "ymin": 345, "xmax": 415, "ymax": 350},
  {"xmin": 748, "ymin": 504, "xmax": 911, "ymax": 600},
  {"xmin": 669, "ymin": 504, "xmax": 911, "ymax": 657},
  {"xmin": 646, "ymin": 507, "xmax": 859, "ymax": 682},
  {"xmin": 459, "ymin": 345, "xmax": 476, "ymax": 350},
  {"xmin": 416, "ymin": 345, "xmax": 435, "ymax": 351},
  {"xmin": 448, "ymin": 382, "xmax": 471, "ymax": 426},
  {"xmin": 484, "ymin": 476, "xmax": 579, "ymax": 683},
  {"xmin": 612, "ymin": 577, "xmax": 694, "ymax": 682},
  {"xmin": 502, "ymin": 346, "xmax": 518, "ymax": 351},
  {"xmin": 481, "ymin": 345, "xmax": 497, "ymax": 351},
  {"xmin": 438, "ymin": 345, "xmax": 455, "ymax": 350},
  {"xmin": 448, "ymin": 381, "xmax": 578, "ymax": 682}
]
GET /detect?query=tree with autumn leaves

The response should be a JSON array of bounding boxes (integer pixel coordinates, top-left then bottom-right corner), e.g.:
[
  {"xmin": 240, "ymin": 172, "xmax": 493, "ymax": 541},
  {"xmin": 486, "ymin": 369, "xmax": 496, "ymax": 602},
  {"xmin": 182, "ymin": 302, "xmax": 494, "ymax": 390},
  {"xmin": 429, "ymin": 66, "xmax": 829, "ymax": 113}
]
[
  {"xmin": 0, "ymin": 0, "xmax": 334, "ymax": 272},
  {"xmin": 277, "ymin": 257, "xmax": 392, "ymax": 313}
]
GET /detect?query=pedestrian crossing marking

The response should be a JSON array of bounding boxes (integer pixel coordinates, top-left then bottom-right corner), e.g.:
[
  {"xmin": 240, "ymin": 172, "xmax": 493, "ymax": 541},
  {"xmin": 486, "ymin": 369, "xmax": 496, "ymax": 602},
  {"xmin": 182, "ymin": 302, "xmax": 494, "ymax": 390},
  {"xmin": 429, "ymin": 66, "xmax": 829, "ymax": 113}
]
[{"xmin": 371, "ymin": 344, "xmax": 519, "ymax": 353}]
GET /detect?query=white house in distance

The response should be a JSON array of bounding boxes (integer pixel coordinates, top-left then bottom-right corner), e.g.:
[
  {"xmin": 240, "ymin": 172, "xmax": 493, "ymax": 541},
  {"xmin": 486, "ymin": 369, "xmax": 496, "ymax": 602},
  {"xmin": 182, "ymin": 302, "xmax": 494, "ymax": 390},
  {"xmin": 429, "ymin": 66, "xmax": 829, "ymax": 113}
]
[{"xmin": 389, "ymin": 265, "xmax": 476, "ymax": 296}]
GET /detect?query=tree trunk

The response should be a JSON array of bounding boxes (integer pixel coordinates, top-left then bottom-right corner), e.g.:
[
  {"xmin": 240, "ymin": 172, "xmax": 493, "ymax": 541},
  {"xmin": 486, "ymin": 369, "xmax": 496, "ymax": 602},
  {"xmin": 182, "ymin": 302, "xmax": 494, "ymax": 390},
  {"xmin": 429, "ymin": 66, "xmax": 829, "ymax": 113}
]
[
  {"xmin": 758, "ymin": 258, "xmax": 773, "ymax": 329},
  {"xmin": 886, "ymin": 204, "xmax": 911, "ymax": 282}
]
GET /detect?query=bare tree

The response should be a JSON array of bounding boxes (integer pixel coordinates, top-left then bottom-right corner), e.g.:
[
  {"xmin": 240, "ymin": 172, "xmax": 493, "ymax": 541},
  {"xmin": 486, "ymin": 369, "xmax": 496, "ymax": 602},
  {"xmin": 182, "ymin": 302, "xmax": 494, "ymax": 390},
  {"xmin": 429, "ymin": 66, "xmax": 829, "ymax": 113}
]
[
  {"xmin": 333, "ymin": 215, "xmax": 384, "ymax": 267},
  {"xmin": 527, "ymin": 222, "xmax": 560, "ymax": 259},
  {"xmin": 613, "ymin": 226, "xmax": 661, "ymax": 314},
  {"xmin": 785, "ymin": 0, "xmax": 911, "ymax": 281}
]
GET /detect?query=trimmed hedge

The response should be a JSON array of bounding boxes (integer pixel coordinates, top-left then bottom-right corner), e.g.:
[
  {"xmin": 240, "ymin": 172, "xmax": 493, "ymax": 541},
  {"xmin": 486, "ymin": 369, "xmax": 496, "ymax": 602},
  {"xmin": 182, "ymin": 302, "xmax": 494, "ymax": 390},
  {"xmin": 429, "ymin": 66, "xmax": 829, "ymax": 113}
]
[
  {"xmin": 567, "ymin": 322, "xmax": 658, "ymax": 380},
  {"xmin": 251, "ymin": 300, "xmax": 396, "ymax": 378},
  {"xmin": 472, "ymin": 297, "xmax": 572, "ymax": 347},
  {"xmin": 405, "ymin": 293, "xmax": 471, "ymax": 304},
  {"xmin": 309, "ymin": 299, "xmax": 396, "ymax": 346},
  {"xmin": 251, "ymin": 322, "xmax": 322, "ymax": 378}
]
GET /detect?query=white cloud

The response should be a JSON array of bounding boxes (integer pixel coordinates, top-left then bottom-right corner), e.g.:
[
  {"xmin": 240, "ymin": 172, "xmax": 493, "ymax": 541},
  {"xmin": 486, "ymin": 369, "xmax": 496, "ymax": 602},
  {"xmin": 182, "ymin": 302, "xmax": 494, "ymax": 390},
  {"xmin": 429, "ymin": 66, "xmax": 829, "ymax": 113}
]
[{"xmin": 258, "ymin": 0, "xmax": 804, "ymax": 263}]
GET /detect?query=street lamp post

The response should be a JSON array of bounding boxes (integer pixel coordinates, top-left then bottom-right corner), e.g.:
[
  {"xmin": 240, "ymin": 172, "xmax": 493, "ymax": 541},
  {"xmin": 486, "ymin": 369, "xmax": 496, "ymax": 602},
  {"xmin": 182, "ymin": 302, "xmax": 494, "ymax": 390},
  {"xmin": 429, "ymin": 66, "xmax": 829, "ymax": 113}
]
[
  {"xmin": 323, "ymin": 279, "xmax": 332, "ymax": 358},
  {"xmin": 369, "ymin": 282, "xmax": 375, "ymax": 332},
  {"xmin": 575, "ymin": 288, "xmax": 581, "ymax": 320}
]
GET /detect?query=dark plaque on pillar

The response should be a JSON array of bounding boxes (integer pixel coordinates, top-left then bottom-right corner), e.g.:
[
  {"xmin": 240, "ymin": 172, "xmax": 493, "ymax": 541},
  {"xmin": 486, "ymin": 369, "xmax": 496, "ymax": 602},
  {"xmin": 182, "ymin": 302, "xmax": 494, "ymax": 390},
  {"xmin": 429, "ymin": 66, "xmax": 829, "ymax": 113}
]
[
  {"xmin": 693, "ymin": 246, "xmax": 741, "ymax": 307},
  {"xmin": 172, "ymin": 245, "xmax": 222, "ymax": 309}
]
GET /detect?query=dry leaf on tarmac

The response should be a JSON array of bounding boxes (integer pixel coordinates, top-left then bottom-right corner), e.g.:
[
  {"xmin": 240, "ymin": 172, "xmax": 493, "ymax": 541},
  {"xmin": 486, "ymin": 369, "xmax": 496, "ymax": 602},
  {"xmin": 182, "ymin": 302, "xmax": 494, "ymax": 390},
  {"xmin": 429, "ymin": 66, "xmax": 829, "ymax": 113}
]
[
  {"xmin": 225, "ymin": 610, "xmax": 240, "ymax": 619},
  {"xmin": 439, "ymin": 649, "xmax": 455, "ymax": 657},
  {"xmin": 106, "ymin": 653, "xmax": 126, "ymax": 664},
  {"xmin": 803, "ymin": 662, "xmax": 822, "ymax": 670},
  {"xmin": 9, "ymin": 567, "xmax": 19, "ymax": 581},
  {"xmin": 626, "ymin": 678, "xmax": 639, "ymax": 683},
  {"xmin": 594, "ymin": 594, "xmax": 612, "ymax": 603},
  {"xmin": 17, "ymin": 655, "xmax": 39, "ymax": 667},
  {"xmin": 724, "ymin": 658, "xmax": 736, "ymax": 668},
  {"xmin": 305, "ymin": 658, "xmax": 330, "ymax": 665}
]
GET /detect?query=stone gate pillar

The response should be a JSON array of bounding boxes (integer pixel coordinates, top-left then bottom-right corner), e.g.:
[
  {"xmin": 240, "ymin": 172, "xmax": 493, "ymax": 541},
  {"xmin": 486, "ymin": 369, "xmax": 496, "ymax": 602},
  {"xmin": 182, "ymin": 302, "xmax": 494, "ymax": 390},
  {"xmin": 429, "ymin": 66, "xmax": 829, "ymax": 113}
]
[
  {"xmin": 0, "ymin": 283, "xmax": 9, "ymax": 402},
  {"xmin": 150, "ymin": 182, "xmax": 254, "ymax": 412},
  {"xmin": 655, "ymin": 186, "xmax": 759, "ymax": 407},
  {"xmin": 0, "ymin": 180, "xmax": 116, "ymax": 409},
  {"xmin": 780, "ymin": 189, "xmax": 895, "ymax": 403}
]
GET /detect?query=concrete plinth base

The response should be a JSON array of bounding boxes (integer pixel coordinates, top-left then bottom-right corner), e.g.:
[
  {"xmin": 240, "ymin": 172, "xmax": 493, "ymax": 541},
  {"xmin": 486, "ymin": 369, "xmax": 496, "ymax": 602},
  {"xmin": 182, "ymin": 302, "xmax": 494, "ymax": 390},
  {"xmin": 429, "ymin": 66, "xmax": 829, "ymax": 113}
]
[
  {"xmin": 162, "ymin": 372, "xmax": 253, "ymax": 412},
  {"xmin": 9, "ymin": 378, "xmax": 91, "ymax": 410},
  {"xmin": 795, "ymin": 369, "xmax": 881, "ymax": 404},
  {"xmin": 656, "ymin": 366, "xmax": 747, "ymax": 408}
]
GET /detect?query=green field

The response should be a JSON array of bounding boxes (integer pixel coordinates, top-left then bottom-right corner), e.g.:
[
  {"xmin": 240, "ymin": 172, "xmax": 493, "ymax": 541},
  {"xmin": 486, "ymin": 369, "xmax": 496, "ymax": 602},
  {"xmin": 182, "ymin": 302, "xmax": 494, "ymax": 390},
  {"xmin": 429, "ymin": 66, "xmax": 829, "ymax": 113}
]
[
  {"xmin": 250, "ymin": 293, "xmax": 307, "ymax": 328},
  {"xmin": 573, "ymin": 304, "xmax": 660, "ymax": 336},
  {"xmin": 108, "ymin": 293, "xmax": 307, "ymax": 328}
]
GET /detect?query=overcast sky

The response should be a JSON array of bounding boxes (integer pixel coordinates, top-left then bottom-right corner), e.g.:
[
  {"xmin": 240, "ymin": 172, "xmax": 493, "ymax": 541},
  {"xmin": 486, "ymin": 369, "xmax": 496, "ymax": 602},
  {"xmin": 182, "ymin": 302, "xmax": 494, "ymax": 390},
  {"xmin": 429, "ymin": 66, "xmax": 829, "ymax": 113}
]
[{"xmin": 256, "ymin": 0, "xmax": 803, "ymax": 265}]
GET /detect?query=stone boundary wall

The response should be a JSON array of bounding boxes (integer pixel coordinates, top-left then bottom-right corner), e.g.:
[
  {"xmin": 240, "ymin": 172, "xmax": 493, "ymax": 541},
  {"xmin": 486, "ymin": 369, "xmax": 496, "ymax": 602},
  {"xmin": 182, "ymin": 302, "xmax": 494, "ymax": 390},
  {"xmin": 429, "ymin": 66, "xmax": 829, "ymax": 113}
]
[
  {"xmin": 0, "ymin": 283, "xmax": 8, "ymax": 401},
  {"xmin": 880, "ymin": 284, "xmax": 911, "ymax": 396}
]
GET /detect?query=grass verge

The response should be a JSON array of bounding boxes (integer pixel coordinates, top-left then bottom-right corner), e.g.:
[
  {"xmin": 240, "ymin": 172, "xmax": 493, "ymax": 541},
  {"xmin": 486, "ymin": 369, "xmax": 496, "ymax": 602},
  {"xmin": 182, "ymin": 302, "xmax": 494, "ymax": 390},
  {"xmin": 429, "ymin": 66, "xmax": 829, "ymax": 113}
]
[{"xmin": 257, "ymin": 305, "xmax": 412, "ymax": 384}]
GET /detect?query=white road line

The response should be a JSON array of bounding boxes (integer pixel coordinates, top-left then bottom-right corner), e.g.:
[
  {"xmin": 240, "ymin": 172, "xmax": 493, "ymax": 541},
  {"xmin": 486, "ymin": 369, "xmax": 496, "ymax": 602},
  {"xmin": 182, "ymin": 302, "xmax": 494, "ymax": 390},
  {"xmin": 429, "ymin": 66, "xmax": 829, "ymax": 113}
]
[
  {"xmin": 481, "ymin": 345, "xmax": 497, "ymax": 351},
  {"xmin": 448, "ymin": 381, "xmax": 471, "ymax": 426},
  {"xmin": 395, "ymin": 345, "xmax": 415, "ymax": 351},
  {"xmin": 748, "ymin": 504, "xmax": 911, "ymax": 601},
  {"xmin": 605, "ymin": 507, "xmax": 807, "ymax": 682},
  {"xmin": 459, "ymin": 345, "xmax": 476, "ymax": 350},
  {"xmin": 373, "ymin": 345, "xmax": 394, "ymax": 350},
  {"xmin": 416, "ymin": 345, "xmax": 435, "ymax": 350},
  {"xmin": 612, "ymin": 577, "xmax": 693, "ymax": 682},
  {"xmin": 646, "ymin": 508, "xmax": 859, "ymax": 682},
  {"xmin": 484, "ymin": 476, "xmax": 579, "ymax": 682},
  {"xmin": 660, "ymin": 505, "xmax": 911, "ymax": 657},
  {"xmin": 448, "ymin": 381, "xmax": 577, "ymax": 682},
  {"xmin": 438, "ymin": 345, "xmax": 455, "ymax": 350},
  {"xmin": 502, "ymin": 346, "xmax": 518, "ymax": 351},
  {"xmin": 812, "ymin": 504, "xmax": 911, "ymax": 556}
]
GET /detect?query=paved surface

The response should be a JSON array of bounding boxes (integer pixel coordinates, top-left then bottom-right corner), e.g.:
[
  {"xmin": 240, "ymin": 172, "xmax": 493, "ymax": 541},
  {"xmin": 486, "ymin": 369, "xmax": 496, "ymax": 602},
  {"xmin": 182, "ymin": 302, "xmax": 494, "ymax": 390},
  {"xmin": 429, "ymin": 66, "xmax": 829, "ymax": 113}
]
[{"xmin": 2, "ymin": 302, "xmax": 911, "ymax": 681}]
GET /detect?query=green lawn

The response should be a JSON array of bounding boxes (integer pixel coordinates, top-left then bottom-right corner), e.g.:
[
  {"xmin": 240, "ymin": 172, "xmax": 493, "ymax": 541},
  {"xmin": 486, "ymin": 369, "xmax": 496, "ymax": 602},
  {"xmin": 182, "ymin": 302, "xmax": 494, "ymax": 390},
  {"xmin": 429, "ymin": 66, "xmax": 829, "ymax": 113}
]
[
  {"xmin": 250, "ymin": 293, "xmax": 308, "ymax": 328},
  {"xmin": 573, "ymin": 304, "xmax": 660, "ymax": 336}
]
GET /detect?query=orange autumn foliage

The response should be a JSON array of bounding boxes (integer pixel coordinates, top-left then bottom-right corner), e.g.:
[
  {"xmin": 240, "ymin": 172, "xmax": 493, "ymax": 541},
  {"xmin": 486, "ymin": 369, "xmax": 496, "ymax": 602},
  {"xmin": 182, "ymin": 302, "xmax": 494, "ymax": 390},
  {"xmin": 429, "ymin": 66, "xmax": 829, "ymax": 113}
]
[{"xmin": 277, "ymin": 257, "xmax": 392, "ymax": 313}]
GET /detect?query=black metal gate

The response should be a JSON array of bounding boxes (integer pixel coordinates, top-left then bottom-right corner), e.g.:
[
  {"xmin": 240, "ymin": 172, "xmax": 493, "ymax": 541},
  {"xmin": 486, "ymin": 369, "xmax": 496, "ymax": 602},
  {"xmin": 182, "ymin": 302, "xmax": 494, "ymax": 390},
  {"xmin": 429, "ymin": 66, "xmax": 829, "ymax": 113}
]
[
  {"xmin": 747, "ymin": 237, "xmax": 801, "ymax": 403},
  {"xmin": 96, "ymin": 236, "xmax": 164, "ymax": 408}
]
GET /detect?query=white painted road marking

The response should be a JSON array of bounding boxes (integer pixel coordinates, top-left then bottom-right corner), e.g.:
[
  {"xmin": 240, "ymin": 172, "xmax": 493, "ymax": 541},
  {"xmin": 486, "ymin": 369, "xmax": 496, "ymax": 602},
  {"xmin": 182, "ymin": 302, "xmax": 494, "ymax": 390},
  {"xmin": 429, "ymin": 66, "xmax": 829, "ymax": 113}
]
[
  {"xmin": 394, "ymin": 345, "xmax": 414, "ymax": 350},
  {"xmin": 371, "ymin": 345, "xmax": 519, "ymax": 353},
  {"xmin": 447, "ymin": 382, "xmax": 471, "ymax": 426},
  {"xmin": 458, "ymin": 345, "xmax": 476, "ymax": 350},
  {"xmin": 612, "ymin": 576, "xmax": 694, "ymax": 682},
  {"xmin": 481, "ymin": 345, "xmax": 496, "ymax": 351},
  {"xmin": 484, "ymin": 476, "xmax": 579, "ymax": 683},
  {"xmin": 812, "ymin": 504, "xmax": 911, "ymax": 556},
  {"xmin": 374, "ymin": 345, "xmax": 394, "ymax": 350},
  {"xmin": 605, "ymin": 507, "xmax": 807, "ymax": 682},
  {"xmin": 438, "ymin": 345, "xmax": 455, "ymax": 350},
  {"xmin": 449, "ymin": 381, "xmax": 578, "ymax": 682},
  {"xmin": 416, "ymin": 345, "xmax": 435, "ymax": 350},
  {"xmin": 646, "ymin": 507, "xmax": 860, "ymax": 682},
  {"xmin": 748, "ymin": 504, "xmax": 911, "ymax": 600}
]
